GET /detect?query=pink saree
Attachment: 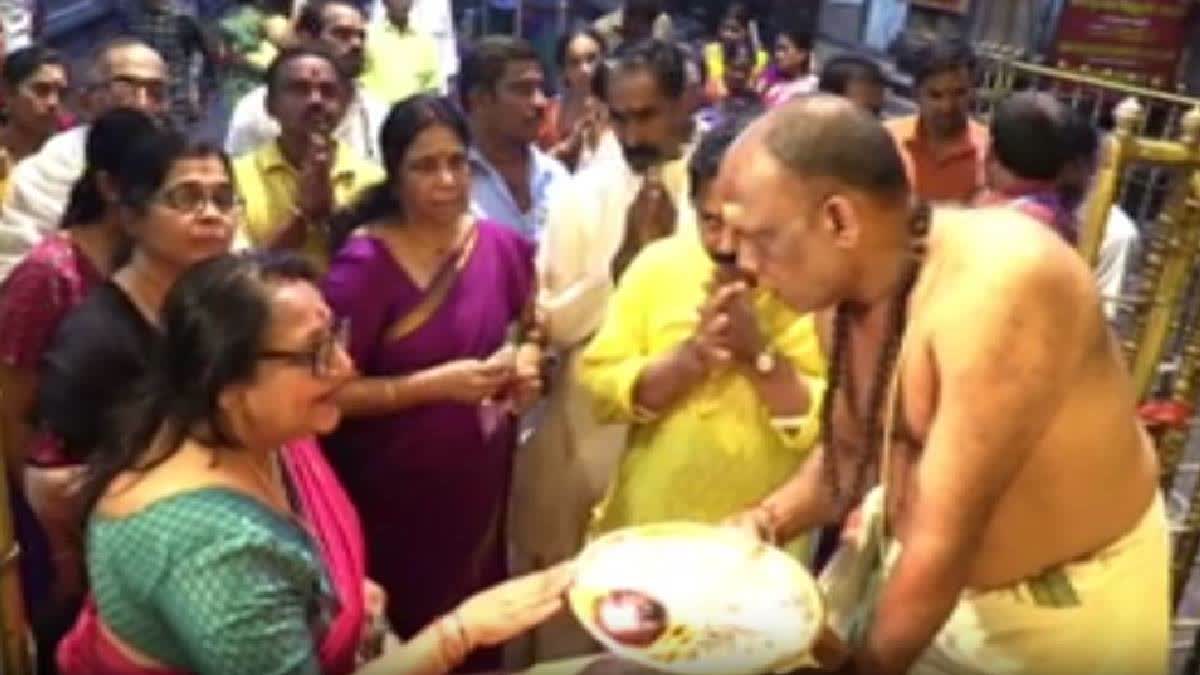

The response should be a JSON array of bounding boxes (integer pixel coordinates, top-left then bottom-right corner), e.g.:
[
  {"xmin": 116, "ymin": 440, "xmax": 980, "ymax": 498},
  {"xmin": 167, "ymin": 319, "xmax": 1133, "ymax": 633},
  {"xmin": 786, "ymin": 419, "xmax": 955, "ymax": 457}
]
[{"xmin": 57, "ymin": 438, "xmax": 367, "ymax": 675}]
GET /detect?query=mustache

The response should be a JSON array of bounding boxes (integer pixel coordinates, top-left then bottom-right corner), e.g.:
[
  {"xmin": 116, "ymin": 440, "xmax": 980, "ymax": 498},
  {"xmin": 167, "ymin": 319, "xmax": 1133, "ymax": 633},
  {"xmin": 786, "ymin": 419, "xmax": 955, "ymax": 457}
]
[
  {"xmin": 622, "ymin": 144, "xmax": 660, "ymax": 167},
  {"xmin": 709, "ymin": 251, "xmax": 738, "ymax": 266}
]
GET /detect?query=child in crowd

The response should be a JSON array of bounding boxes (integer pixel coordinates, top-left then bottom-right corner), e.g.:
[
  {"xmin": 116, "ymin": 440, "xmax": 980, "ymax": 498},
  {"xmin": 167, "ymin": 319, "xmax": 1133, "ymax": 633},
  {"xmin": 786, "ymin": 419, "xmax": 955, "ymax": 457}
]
[
  {"xmin": 698, "ymin": 41, "xmax": 763, "ymax": 129},
  {"xmin": 703, "ymin": 1, "xmax": 768, "ymax": 101},
  {"xmin": 759, "ymin": 23, "xmax": 817, "ymax": 108}
]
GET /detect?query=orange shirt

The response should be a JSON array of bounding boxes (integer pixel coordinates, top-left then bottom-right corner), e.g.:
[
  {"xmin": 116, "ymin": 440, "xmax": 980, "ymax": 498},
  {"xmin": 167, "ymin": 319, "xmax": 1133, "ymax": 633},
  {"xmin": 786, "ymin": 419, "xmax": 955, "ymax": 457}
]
[{"xmin": 886, "ymin": 115, "xmax": 990, "ymax": 205}]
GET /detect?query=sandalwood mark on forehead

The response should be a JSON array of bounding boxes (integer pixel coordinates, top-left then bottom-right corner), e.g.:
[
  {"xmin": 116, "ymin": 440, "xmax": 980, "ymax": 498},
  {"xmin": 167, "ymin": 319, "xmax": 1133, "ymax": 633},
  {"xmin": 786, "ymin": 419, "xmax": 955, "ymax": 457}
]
[{"xmin": 722, "ymin": 201, "xmax": 745, "ymax": 225}]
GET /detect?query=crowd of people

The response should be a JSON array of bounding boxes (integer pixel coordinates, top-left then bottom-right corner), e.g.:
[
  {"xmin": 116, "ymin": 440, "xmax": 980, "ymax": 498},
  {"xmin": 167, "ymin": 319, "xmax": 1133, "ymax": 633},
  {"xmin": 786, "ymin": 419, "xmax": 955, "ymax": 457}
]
[{"xmin": 0, "ymin": 0, "xmax": 1168, "ymax": 673}]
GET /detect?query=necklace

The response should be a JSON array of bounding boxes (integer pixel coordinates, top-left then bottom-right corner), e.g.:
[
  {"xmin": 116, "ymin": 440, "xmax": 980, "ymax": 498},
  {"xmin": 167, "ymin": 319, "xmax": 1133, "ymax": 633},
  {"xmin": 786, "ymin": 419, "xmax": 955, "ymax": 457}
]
[
  {"xmin": 820, "ymin": 202, "xmax": 931, "ymax": 512},
  {"xmin": 242, "ymin": 448, "xmax": 293, "ymax": 517}
]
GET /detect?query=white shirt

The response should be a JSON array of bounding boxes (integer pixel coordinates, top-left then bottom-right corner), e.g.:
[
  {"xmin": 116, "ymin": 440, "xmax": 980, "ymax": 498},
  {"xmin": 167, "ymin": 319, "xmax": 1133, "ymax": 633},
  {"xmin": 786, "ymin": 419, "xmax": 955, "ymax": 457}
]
[
  {"xmin": 575, "ymin": 128, "xmax": 624, "ymax": 175},
  {"xmin": 538, "ymin": 147, "xmax": 696, "ymax": 348},
  {"xmin": 224, "ymin": 85, "xmax": 387, "ymax": 162},
  {"xmin": 1096, "ymin": 205, "xmax": 1139, "ymax": 320},
  {"xmin": 0, "ymin": 126, "xmax": 88, "ymax": 280},
  {"xmin": 513, "ymin": 143, "xmax": 694, "ymax": 590}
]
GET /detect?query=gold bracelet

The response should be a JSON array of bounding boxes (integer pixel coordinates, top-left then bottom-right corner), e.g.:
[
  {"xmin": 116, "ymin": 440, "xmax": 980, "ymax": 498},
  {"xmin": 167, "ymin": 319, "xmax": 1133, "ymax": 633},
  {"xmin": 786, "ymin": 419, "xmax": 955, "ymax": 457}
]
[
  {"xmin": 449, "ymin": 611, "xmax": 474, "ymax": 654},
  {"xmin": 769, "ymin": 415, "xmax": 809, "ymax": 441},
  {"xmin": 435, "ymin": 615, "xmax": 466, "ymax": 671},
  {"xmin": 383, "ymin": 378, "xmax": 399, "ymax": 408},
  {"xmin": 752, "ymin": 502, "xmax": 781, "ymax": 545},
  {"xmin": 632, "ymin": 403, "xmax": 660, "ymax": 423}
]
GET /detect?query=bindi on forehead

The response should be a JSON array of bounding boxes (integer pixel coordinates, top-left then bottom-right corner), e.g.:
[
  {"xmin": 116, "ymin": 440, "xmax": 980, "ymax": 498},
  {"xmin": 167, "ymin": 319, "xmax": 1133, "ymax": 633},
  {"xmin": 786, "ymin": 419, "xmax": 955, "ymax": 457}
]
[
  {"xmin": 721, "ymin": 201, "xmax": 750, "ymax": 227},
  {"xmin": 286, "ymin": 59, "xmax": 339, "ymax": 83}
]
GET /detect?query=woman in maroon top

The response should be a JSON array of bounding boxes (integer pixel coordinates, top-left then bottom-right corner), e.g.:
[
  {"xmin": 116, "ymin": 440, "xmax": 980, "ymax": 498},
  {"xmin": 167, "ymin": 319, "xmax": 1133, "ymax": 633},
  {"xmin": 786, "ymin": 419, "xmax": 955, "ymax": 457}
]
[{"xmin": 0, "ymin": 108, "xmax": 157, "ymax": 664}]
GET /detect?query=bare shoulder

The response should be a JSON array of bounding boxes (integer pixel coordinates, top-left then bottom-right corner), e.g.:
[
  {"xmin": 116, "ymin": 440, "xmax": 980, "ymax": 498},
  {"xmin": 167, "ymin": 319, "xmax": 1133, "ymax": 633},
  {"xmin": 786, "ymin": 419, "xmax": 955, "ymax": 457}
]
[
  {"xmin": 934, "ymin": 208, "xmax": 1097, "ymax": 325},
  {"xmin": 925, "ymin": 208, "xmax": 1100, "ymax": 369}
]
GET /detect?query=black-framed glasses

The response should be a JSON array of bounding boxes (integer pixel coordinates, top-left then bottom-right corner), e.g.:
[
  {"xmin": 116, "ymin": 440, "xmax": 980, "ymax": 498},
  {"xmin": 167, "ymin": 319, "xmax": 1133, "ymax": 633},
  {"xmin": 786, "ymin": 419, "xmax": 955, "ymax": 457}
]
[
  {"xmin": 258, "ymin": 318, "xmax": 350, "ymax": 378},
  {"xmin": 154, "ymin": 182, "xmax": 242, "ymax": 216}
]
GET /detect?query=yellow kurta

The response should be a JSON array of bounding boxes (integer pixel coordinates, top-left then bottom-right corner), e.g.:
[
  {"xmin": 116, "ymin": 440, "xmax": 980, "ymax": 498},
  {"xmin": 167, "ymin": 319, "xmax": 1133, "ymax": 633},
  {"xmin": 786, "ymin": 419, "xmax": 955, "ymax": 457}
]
[
  {"xmin": 360, "ymin": 22, "xmax": 440, "ymax": 103},
  {"xmin": 578, "ymin": 234, "xmax": 826, "ymax": 553},
  {"xmin": 233, "ymin": 140, "xmax": 383, "ymax": 269}
]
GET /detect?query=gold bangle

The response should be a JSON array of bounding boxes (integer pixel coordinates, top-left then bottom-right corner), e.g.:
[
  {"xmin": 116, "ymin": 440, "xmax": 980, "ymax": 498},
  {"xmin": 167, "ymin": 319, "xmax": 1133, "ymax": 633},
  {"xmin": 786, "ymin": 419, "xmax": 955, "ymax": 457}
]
[
  {"xmin": 769, "ymin": 415, "xmax": 809, "ymax": 435},
  {"xmin": 752, "ymin": 502, "xmax": 781, "ymax": 545},
  {"xmin": 450, "ymin": 610, "xmax": 474, "ymax": 654},
  {"xmin": 436, "ymin": 615, "xmax": 466, "ymax": 671},
  {"xmin": 631, "ymin": 403, "xmax": 659, "ymax": 423}
]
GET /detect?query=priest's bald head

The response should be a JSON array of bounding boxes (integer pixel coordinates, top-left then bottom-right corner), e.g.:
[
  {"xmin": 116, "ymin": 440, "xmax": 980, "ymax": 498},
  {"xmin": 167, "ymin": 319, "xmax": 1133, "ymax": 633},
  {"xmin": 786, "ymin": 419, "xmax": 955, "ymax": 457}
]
[{"xmin": 720, "ymin": 95, "xmax": 917, "ymax": 314}]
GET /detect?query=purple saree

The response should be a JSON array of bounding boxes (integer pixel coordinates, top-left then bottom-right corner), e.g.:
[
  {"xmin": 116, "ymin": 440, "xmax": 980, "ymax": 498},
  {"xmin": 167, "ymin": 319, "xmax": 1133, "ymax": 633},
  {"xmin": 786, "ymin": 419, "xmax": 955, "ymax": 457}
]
[{"xmin": 321, "ymin": 220, "xmax": 534, "ymax": 672}]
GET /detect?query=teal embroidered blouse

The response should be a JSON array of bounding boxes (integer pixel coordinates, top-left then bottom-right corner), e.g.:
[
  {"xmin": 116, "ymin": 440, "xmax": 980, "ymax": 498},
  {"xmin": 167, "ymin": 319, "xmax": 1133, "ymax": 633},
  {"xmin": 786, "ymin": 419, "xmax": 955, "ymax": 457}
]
[{"xmin": 87, "ymin": 488, "xmax": 334, "ymax": 675}]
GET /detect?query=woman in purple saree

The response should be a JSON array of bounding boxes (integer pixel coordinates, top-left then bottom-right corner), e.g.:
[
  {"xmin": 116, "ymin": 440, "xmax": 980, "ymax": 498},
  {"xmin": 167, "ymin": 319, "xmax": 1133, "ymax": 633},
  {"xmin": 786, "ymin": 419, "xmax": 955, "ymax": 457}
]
[{"xmin": 323, "ymin": 95, "xmax": 543, "ymax": 672}]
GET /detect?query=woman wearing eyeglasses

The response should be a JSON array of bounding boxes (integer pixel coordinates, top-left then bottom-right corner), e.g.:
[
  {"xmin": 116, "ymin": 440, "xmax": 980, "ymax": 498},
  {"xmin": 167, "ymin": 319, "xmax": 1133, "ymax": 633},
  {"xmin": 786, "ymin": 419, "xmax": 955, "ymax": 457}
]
[
  {"xmin": 0, "ymin": 107, "xmax": 157, "ymax": 673},
  {"xmin": 322, "ymin": 94, "xmax": 545, "ymax": 672},
  {"xmin": 28, "ymin": 126, "xmax": 236, "ymax": 621},
  {"xmin": 57, "ymin": 252, "xmax": 572, "ymax": 675},
  {"xmin": 35, "ymin": 125, "xmax": 237, "ymax": 467}
]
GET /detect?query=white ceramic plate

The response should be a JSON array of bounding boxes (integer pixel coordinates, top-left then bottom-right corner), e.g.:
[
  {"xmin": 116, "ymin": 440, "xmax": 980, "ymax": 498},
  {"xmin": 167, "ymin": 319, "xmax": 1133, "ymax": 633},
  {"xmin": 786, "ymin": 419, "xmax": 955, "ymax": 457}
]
[{"xmin": 570, "ymin": 522, "xmax": 825, "ymax": 675}]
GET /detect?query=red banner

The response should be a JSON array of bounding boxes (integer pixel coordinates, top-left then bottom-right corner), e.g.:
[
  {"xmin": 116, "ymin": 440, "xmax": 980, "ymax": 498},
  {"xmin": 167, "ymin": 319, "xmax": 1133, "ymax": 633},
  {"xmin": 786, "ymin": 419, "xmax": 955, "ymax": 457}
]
[{"xmin": 1052, "ymin": 0, "xmax": 1194, "ymax": 86}]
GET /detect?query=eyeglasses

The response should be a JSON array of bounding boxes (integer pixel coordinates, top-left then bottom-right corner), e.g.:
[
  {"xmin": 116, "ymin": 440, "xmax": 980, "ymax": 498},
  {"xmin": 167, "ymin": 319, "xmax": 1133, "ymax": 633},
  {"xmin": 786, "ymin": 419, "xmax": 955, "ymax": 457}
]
[
  {"xmin": 153, "ymin": 182, "xmax": 242, "ymax": 215},
  {"xmin": 258, "ymin": 318, "xmax": 350, "ymax": 378},
  {"xmin": 105, "ymin": 75, "xmax": 167, "ymax": 103}
]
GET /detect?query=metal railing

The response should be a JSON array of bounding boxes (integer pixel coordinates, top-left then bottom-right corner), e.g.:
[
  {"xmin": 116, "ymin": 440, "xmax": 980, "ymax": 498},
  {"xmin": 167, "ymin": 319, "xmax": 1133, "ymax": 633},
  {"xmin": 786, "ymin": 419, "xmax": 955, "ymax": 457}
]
[
  {"xmin": 978, "ymin": 43, "xmax": 1200, "ymax": 675},
  {"xmin": 976, "ymin": 38, "xmax": 1200, "ymax": 640},
  {"xmin": 0, "ymin": 388, "xmax": 32, "ymax": 674}
]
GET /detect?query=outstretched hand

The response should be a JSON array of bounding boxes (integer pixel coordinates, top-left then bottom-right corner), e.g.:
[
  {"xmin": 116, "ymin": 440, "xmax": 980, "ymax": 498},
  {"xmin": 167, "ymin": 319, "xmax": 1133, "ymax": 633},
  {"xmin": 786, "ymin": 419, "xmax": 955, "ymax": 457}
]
[{"xmin": 455, "ymin": 561, "xmax": 576, "ymax": 648}]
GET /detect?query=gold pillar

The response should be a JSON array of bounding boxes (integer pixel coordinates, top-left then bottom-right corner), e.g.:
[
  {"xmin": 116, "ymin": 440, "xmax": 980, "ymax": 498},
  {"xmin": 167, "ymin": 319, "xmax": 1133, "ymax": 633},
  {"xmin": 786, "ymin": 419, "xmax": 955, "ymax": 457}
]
[{"xmin": 0, "ymin": 402, "xmax": 30, "ymax": 675}]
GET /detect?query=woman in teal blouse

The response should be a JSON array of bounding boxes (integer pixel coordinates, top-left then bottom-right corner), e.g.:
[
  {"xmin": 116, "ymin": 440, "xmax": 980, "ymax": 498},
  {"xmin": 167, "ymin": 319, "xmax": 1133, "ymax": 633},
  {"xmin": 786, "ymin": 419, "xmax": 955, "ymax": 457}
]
[{"xmin": 58, "ymin": 251, "xmax": 572, "ymax": 675}]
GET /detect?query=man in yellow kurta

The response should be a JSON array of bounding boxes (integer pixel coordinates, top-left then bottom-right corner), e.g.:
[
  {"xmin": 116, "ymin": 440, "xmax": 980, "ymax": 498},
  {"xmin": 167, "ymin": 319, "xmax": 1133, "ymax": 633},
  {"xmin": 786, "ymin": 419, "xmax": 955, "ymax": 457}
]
[
  {"xmin": 234, "ymin": 47, "xmax": 383, "ymax": 269},
  {"xmin": 578, "ymin": 116, "xmax": 826, "ymax": 555},
  {"xmin": 360, "ymin": 0, "xmax": 440, "ymax": 102}
]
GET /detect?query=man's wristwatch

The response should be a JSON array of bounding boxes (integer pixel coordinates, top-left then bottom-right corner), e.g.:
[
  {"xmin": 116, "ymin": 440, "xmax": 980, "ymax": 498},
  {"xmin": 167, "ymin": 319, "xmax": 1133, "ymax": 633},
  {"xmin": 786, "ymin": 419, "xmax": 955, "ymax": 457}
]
[{"xmin": 754, "ymin": 346, "xmax": 777, "ymax": 375}]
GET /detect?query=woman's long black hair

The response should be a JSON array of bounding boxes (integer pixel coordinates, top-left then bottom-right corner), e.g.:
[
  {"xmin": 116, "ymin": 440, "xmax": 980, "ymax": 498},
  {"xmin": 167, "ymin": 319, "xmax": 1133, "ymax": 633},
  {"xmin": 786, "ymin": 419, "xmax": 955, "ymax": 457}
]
[
  {"xmin": 59, "ymin": 108, "xmax": 159, "ymax": 229},
  {"xmin": 554, "ymin": 26, "xmax": 608, "ymax": 73},
  {"xmin": 81, "ymin": 252, "xmax": 319, "ymax": 513},
  {"xmin": 327, "ymin": 94, "xmax": 471, "ymax": 255}
]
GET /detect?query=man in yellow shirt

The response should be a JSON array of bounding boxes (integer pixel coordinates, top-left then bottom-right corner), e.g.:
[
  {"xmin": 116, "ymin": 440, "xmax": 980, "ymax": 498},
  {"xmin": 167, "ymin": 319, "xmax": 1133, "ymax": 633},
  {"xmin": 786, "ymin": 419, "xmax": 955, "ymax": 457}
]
[
  {"xmin": 234, "ymin": 47, "xmax": 384, "ymax": 268},
  {"xmin": 578, "ymin": 114, "xmax": 825, "ymax": 554},
  {"xmin": 360, "ymin": 0, "xmax": 440, "ymax": 102}
]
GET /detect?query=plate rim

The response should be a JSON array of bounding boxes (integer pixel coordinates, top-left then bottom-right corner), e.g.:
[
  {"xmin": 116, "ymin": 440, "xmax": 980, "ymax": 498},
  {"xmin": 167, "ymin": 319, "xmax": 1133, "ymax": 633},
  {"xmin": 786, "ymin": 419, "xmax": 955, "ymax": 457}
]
[{"xmin": 569, "ymin": 521, "xmax": 827, "ymax": 675}]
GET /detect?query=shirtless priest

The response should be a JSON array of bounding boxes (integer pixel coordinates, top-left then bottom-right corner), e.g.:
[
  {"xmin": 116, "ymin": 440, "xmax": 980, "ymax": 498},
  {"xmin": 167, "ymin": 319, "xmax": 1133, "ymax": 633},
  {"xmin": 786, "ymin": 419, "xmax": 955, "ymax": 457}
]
[{"xmin": 722, "ymin": 95, "xmax": 1168, "ymax": 675}]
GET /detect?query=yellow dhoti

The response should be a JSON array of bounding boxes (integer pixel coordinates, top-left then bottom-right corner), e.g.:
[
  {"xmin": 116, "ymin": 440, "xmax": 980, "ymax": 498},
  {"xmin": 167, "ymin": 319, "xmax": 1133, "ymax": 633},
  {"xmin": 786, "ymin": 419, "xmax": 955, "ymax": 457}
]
[{"xmin": 909, "ymin": 493, "xmax": 1170, "ymax": 675}]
